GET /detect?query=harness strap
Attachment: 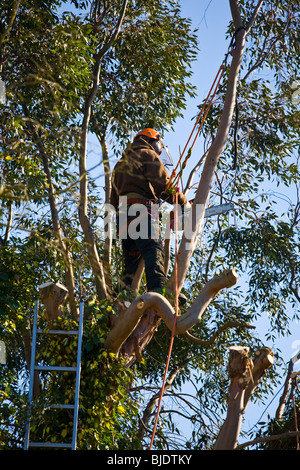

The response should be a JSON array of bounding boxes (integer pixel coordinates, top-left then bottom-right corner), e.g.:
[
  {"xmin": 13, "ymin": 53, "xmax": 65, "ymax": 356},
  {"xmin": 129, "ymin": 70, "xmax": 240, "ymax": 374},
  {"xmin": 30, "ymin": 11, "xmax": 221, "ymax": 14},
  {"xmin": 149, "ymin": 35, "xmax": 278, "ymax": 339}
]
[{"xmin": 126, "ymin": 198, "xmax": 156, "ymax": 205}]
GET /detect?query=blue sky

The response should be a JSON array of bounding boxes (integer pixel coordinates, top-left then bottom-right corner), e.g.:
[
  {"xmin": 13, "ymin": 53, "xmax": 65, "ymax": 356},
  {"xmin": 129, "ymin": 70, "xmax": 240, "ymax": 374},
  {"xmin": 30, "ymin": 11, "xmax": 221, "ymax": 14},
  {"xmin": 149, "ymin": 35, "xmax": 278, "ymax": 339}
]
[
  {"xmin": 85, "ymin": 0, "xmax": 300, "ymax": 440},
  {"xmin": 158, "ymin": 0, "xmax": 300, "ymax": 438},
  {"xmin": 164, "ymin": 1, "xmax": 232, "ymax": 179}
]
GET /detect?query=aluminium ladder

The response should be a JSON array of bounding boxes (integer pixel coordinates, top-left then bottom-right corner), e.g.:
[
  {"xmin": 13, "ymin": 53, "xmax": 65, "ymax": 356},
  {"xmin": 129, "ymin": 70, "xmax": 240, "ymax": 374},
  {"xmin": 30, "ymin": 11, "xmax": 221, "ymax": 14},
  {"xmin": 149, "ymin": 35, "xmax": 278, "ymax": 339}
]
[{"xmin": 24, "ymin": 300, "xmax": 84, "ymax": 450}]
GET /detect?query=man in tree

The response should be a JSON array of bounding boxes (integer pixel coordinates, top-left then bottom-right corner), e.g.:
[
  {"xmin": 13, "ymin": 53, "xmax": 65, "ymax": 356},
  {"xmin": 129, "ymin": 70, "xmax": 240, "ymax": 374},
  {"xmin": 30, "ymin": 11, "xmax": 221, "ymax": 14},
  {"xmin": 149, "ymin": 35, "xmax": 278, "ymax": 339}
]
[{"xmin": 111, "ymin": 128, "xmax": 188, "ymax": 295}]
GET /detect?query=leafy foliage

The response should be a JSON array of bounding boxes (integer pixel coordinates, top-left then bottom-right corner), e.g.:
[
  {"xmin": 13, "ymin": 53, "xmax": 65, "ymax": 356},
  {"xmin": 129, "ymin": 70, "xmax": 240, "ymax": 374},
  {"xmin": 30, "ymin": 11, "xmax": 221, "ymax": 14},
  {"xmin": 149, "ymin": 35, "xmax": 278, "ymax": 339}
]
[{"xmin": 1, "ymin": 0, "xmax": 300, "ymax": 451}]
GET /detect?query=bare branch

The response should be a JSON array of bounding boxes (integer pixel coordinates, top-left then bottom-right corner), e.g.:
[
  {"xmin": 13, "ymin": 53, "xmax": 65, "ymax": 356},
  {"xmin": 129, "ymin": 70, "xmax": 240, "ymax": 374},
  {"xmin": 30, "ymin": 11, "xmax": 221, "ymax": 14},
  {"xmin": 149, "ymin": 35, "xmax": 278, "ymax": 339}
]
[
  {"xmin": 236, "ymin": 431, "xmax": 300, "ymax": 450},
  {"xmin": 104, "ymin": 269, "xmax": 238, "ymax": 354},
  {"xmin": 184, "ymin": 321, "xmax": 255, "ymax": 346},
  {"xmin": 97, "ymin": 0, "xmax": 128, "ymax": 60},
  {"xmin": 78, "ymin": 0, "xmax": 128, "ymax": 300},
  {"xmin": 276, "ymin": 359, "xmax": 294, "ymax": 420},
  {"xmin": 183, "ymin": 150, "xmax": 208, "ymax": 196},
  {"xmin": 245, "ymin": 0, "xmax": 265, "ymax": 32}
]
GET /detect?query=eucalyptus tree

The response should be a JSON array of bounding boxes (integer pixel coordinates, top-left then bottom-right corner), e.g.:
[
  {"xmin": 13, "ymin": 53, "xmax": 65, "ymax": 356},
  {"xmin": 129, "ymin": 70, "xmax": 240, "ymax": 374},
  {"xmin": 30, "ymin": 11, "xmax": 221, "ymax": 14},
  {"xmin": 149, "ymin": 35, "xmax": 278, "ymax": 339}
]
[{"xmin": 1, "ymin": 0, "xmax": 300, "ymax": 451}]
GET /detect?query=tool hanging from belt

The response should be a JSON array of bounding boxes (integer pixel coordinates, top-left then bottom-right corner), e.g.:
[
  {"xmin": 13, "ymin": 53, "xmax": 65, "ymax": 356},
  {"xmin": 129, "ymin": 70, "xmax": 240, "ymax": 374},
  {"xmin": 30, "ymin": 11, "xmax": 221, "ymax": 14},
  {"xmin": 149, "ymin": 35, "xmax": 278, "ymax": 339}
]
[{"xmin": 117, "ymin": 197, "xmax": 160, "ymax": 244}]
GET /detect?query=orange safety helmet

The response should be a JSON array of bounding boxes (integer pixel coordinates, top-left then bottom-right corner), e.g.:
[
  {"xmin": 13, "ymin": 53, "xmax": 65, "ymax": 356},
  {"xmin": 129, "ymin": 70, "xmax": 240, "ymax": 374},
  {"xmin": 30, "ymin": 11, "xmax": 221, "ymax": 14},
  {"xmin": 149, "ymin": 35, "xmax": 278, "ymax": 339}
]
[
  {"xmin": 134, "ymin": 128, "xmax": 161, "ymax": 141},
  {"xmin": 134, "ymin": 128, "xmax": 173, "ymax": 166}
]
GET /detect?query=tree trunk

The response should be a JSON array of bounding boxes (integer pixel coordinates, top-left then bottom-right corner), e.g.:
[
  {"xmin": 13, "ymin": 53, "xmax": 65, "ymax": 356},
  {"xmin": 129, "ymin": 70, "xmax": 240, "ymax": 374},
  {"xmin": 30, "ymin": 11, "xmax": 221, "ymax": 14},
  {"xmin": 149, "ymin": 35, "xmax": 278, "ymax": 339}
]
[
  {"xmin": 167, "ymin": 0, "xmax": 246, "ymax": 296},
  {"xmin": 214, "ymin": 346, "xmax": 274, "ymax": 450},
  {"xmin": 100, "ymin": 133, "xmax": 113, "ymax": 291},
  {"xmin": 22, "ymin": 109, "xmax": 78, "ymax": 320},
  {"xmin": 78, "ymin": 0, "xmax": 128, "ymax": 301}
]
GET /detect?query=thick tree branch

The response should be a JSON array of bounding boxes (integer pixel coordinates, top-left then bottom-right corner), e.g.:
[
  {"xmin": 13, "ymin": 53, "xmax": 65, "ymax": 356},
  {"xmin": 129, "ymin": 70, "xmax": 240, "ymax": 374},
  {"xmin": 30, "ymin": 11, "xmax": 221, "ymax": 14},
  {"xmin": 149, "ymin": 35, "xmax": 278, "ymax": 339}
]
[
  {"xmin": 78, "ymin": 0, "xmax": 128, "ymax": 300},
  {"xmin": 104, "ymin": 269, "xmax": 238, "ymax": 354},
  {"xmin": 214, "ymin": 346, "xmax": 253, "ymax": 450},
  {"xmin": 22, "ymin": 108, "xmax": 78, "ymax": 320},
  {"xmin": 167, "ymin": 2, "xmax": 246, "ymax": 295},
  {"xmin": 243, "ymin": 346, "xmax": 274, "ymax": 410},
  {"xmin": 230, "ymin": 0, "xmax": 244, "ymax": 29}
]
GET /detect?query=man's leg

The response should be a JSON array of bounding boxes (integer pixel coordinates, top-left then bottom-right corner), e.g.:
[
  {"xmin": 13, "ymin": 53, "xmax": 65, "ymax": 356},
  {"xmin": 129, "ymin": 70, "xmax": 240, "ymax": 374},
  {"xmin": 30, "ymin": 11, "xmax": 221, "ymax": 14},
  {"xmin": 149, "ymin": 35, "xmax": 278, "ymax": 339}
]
[
  {"xmin": 120, "ymin": 238, "xmax": 141, "ymax": 291},
  {"xmin": 136, "ymin": 237, "xmax": 165, "ymax": 292}
]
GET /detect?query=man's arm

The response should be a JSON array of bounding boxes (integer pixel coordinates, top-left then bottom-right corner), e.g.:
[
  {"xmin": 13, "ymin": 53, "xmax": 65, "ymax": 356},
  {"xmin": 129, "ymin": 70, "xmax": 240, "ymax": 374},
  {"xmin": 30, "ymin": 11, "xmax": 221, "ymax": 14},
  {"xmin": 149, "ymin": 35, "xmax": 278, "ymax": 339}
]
[{"xmin": 142, "ymin": 150, "xmax": 187, "ymax": 205}]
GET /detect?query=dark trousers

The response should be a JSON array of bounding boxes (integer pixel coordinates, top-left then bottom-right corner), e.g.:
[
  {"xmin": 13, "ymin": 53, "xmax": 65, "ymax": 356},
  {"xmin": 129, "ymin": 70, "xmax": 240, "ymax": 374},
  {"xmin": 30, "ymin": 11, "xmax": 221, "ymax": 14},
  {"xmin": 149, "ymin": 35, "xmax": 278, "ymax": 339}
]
[{"xmin": 119, "ymin": 206, "xmax": 166, "ymax": 292}]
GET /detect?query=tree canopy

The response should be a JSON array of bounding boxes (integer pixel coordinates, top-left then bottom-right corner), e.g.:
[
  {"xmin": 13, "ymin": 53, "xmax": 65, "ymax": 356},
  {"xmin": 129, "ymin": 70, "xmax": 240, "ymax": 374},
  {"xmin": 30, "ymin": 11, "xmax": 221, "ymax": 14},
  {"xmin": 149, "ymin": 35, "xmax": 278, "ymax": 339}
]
[{"xmin": 1, "ymin": 0, "xmax": 300, "ymax": 450}]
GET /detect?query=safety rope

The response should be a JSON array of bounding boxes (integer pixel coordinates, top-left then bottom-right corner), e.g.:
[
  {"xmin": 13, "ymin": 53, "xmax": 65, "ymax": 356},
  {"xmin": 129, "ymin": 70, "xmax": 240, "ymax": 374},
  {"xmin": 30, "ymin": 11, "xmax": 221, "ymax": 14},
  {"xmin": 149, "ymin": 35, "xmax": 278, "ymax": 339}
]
[
  {"xmin": 149, "ymin": 64, "xmax": 226, "ymax": 449},
  {"xmin": 149, "ymin": 189, "xmax": 179, "ymax": 450},
  {"xmin": 164, "ymin": 62, "xmax": 226, "ymax": 195},
  {"xmin": 148, "ymin": 26, "xmax": 244, "ymax": 449}
]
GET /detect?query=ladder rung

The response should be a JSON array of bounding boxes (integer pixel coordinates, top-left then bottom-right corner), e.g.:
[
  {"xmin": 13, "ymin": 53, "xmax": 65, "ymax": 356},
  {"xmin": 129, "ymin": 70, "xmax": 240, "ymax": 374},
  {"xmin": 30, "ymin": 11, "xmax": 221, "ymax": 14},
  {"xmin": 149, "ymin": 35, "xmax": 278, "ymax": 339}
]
[
  {"xmin": 35, "ymin": 365, "xmax": 77, "ymax": 372},
  {"xmin": 24, "ymin": 301, "xmax": 84, "ymax": 451},
  {"xmin": 37, "ymin": 329, "xmax": 79, "ymax": 335},
  {"xmin": 29, "ymin": 442, "xmax": 73, "ymax": 448}
]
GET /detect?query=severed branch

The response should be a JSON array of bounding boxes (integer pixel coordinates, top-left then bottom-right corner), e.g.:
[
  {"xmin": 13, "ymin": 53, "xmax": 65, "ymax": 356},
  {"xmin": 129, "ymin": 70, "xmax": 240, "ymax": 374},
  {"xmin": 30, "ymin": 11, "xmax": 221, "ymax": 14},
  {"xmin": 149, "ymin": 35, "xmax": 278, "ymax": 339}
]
[
  {"xmin": 39, "ymin": 281, "xmax": 68, "ymax": 323},
  {"xmin": 104, "ymin": 268, "xmax": 238, "ymax": 354}
]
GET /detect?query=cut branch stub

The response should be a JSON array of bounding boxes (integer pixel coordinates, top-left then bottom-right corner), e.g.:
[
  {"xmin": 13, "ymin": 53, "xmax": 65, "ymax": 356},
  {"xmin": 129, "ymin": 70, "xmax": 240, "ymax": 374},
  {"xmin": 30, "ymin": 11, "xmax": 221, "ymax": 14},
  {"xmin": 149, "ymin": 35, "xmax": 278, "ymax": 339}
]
[
  {"xmin": 39, "ymin": 281, "xmax": 68, "ymax": 322},
  {"xmin": 244, "ymin": 346, "xmax": 274, "ymax": 411},
  {"xmin": 227, "ymin": 345, "xmax": 254, "ymax": 389},
  {"xmin": 214, "ymin": 346, "xmax": 254, "ymax": 450}
]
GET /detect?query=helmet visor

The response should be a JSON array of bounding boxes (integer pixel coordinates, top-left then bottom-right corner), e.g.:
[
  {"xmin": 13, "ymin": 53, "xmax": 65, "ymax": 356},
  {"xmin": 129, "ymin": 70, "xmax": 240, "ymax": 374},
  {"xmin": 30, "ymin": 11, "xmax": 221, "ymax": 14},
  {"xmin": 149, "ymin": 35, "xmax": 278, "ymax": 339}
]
[{"xmin": 159, "ymin": 143, "xmax": 174, "ymax": 167}]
